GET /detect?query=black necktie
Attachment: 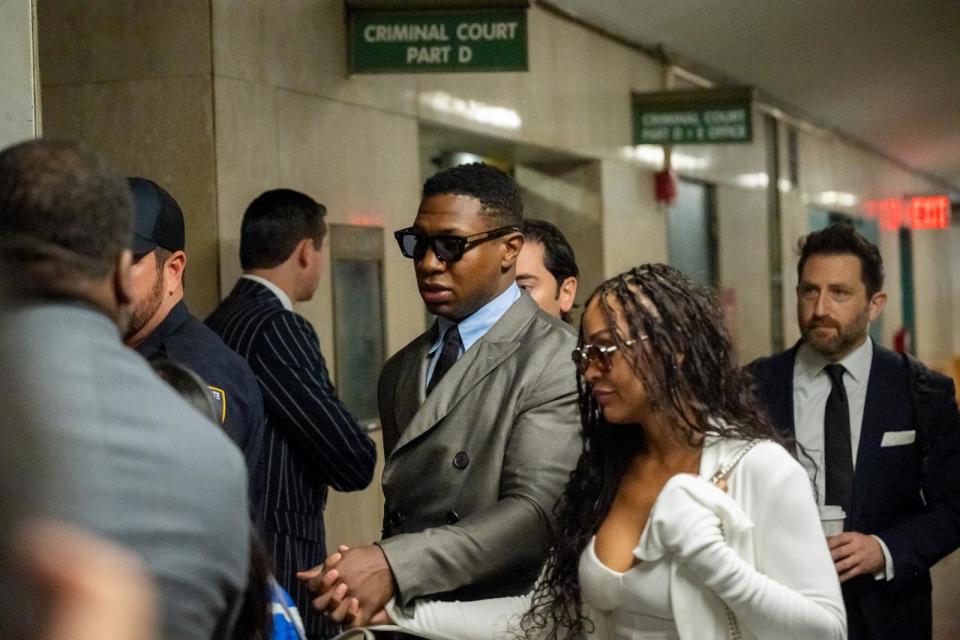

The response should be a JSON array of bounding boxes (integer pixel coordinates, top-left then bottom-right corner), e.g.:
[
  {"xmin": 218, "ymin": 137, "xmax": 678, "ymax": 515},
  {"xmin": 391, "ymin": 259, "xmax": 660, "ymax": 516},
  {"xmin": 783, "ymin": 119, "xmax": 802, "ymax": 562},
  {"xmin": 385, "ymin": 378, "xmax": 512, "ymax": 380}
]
[
  {"xmin": 427, "ymin": 325, "xmax": 462, "ymax": 395},
  {"xmin": 824, "ymin": 364, "xmax": 854, "ymax": 510}
]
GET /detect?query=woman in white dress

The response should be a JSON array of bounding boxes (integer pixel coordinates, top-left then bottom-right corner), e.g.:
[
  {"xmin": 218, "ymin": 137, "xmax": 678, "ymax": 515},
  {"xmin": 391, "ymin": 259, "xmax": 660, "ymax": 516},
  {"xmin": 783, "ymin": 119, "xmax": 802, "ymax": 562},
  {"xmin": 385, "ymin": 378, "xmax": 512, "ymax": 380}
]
[{"xmin": 331, "ymin": 263, "xmax": 846, "ymax": 640}]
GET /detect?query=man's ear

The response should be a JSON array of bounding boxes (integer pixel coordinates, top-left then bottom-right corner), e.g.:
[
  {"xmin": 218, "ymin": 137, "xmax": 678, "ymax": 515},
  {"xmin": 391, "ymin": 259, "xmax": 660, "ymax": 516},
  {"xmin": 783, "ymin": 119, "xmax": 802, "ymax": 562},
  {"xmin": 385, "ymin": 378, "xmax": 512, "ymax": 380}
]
[
  {"xmin": 558, "ymin": 276, "xmax": 578, "ymax": 314},
  {"xmin": 296, "ymin": 238, "xmax": 314, "ymax": 268},
  {"xmin": 868, "ymin": 291, "xmax": 887, "ymax": 322},
  {"xmin": 165, "ymin": 251, "xmax": 187, "ymax": 286},
  {"xmin": 114, "ymin": 249, "xmax": 134, "ymax": 307},
  {"xmin": 501, "ymin": 232, "xmax": 524, "ymax": 270}
]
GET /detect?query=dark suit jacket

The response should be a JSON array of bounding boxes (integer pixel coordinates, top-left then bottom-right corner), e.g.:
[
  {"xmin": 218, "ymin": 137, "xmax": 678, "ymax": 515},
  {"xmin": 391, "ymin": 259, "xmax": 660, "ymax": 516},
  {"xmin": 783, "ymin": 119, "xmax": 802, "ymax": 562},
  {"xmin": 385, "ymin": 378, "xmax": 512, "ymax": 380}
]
[
  {"xmin": 206, "ymin": 277, "xmax": 376, "ymax": 636},
  {"xmin": 749, "ymin": 343, "xmax": 960, "ymax": 640},
  {"xmin": 136, "ymin": 299, "xmax": 268, "ymax": 526},
  {"xmin": 377, "ymin": 293, "xmax": 583, "ymax": 606}
]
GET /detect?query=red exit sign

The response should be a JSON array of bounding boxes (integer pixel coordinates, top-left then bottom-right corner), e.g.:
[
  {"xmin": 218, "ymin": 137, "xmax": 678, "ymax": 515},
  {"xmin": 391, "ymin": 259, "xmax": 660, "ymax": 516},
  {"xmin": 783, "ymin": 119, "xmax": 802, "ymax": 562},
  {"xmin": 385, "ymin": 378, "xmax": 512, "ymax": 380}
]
[
  {"xmin": 908, "ymin": 195, "xmax": 950, "ymax": 230},
  {"xmin": 865, "ymin": 195, "xmax": 951, "ymax": 230}
]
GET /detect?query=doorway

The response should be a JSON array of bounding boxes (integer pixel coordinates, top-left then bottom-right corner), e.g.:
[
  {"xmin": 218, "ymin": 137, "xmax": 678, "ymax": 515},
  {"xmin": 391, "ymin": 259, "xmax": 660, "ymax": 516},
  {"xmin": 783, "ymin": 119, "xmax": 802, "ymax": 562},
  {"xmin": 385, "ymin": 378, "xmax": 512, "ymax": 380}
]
[{"xmin": 668, "ymin": 179, "xmax": 718, "ymax": 289}]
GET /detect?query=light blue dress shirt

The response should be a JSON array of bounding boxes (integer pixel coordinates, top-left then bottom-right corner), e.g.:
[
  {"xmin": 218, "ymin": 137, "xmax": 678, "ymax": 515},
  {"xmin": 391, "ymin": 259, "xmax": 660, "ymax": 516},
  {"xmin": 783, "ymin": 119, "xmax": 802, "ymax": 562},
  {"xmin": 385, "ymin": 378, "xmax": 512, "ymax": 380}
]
[{"xmin": 425, "ymin": 282, "xmax": 522, "ymax": 387}]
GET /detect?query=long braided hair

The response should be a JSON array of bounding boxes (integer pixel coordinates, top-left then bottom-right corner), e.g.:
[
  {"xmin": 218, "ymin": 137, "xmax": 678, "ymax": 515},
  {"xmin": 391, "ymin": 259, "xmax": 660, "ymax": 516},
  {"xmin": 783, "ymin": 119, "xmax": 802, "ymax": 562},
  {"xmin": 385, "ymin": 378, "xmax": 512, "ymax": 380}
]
[{"xmin": 518, "ymin": 263, "xmax": 782, "ymax": 639}]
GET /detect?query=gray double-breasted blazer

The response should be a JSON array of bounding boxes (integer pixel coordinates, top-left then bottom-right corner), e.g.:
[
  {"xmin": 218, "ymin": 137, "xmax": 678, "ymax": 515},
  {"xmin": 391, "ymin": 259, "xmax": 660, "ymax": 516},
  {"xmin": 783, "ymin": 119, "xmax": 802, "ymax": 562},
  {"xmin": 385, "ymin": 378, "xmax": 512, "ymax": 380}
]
[{"xmin": 377, "ymin": 293, "xmax": 582, "ymax": 606}]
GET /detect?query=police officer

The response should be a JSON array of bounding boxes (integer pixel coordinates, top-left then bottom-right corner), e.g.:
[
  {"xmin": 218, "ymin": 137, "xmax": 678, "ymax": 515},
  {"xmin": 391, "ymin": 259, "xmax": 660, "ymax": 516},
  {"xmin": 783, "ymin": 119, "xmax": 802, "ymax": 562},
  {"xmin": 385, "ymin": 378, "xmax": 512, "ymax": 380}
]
[{"xmin": 124, "ymin": 177, "xmax": 267, "ymax": 526}]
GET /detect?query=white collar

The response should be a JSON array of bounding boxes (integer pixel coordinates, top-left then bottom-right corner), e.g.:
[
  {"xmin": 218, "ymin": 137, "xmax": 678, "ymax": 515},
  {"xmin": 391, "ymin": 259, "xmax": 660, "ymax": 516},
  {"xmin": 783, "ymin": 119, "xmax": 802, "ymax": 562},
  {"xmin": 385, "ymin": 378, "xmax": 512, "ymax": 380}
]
[
  {"xmin": 797, "ymin": 335, "xmax": 873, "ymax": 385},
  {"xmin": 241, "ymin": 274, "xmax": 294, "ymax": 311}
]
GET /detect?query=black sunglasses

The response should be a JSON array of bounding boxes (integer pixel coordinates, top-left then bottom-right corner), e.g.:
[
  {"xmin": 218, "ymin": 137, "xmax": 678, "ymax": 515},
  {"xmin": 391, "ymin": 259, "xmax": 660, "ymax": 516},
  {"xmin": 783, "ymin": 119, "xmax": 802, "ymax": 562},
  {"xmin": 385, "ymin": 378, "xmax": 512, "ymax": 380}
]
[{"xmin": 394, "ymin": 225, "xmax": 520, "ymax": 263}]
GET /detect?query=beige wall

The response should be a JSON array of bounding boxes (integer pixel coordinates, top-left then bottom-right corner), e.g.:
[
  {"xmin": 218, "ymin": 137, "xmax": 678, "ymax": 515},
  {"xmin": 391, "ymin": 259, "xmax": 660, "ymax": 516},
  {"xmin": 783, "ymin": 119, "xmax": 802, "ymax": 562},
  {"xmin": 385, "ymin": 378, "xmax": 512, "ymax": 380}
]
[
  {"xmin": 0, "ymin": 0, "xmax": 40, "ymax": 146},
  {"xmin": 600, "ymin": 160, "xmax": 666, "ymax": 276},
  {"xmin": 913, "ymin": 229, "xmax": 955, "ymax": 365},
  {"xmin": 716, "ymin": 185, "xmax": 771, "ymax": 363},
  {"xmin": 37, "ymin": 0, "xmax": 221, "ymax": 316}
]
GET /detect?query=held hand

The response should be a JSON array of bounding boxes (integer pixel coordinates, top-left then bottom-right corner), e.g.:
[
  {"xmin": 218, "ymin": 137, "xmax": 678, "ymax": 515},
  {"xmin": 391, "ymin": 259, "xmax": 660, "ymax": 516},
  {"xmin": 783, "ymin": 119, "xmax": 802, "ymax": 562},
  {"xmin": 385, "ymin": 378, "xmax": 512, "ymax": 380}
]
[
  {"xmin": 296, "ymin": 545, "xmax": 351, "ymax": 593},
  {"xmin": 828, "ymin": 532, "xmax": 885, "ymax": 583},
  {"xmin": 315, "ymin": 544, "xmax": 395, "ymax": 627}
]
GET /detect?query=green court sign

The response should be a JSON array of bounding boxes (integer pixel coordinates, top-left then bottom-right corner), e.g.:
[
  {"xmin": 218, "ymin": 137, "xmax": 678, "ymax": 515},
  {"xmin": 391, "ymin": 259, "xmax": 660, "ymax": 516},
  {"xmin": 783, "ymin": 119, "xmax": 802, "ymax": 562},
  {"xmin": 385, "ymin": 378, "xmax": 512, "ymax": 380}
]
[
  {"xmin": 348, "ymin": 9, "xmax": 527, "ymax": 73},
  {"xmin": 632, "ymin": 87, "xmax": 754, "ymax": 145}
]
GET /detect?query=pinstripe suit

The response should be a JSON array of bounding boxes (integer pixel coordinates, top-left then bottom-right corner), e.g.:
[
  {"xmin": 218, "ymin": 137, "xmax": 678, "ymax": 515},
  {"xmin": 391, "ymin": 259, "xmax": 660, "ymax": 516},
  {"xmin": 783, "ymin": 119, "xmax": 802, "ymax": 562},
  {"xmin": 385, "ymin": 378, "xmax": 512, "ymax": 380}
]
[{"xmin": 206, "ymin": 277, "xmax": 376, "ymax": 638}]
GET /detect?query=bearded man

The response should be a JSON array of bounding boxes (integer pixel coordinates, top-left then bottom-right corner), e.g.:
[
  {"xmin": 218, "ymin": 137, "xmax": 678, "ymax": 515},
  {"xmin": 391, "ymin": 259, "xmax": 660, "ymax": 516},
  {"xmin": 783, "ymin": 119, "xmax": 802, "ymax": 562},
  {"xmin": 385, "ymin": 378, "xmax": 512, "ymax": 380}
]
[{"xmin": 749, "ymin": 223, "xmax": 960, "ymax": 640}]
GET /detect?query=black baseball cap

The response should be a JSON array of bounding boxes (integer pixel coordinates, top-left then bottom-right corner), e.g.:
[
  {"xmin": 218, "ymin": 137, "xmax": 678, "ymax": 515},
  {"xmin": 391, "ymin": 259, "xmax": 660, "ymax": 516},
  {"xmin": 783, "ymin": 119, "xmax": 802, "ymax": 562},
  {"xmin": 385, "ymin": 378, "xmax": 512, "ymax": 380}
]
[{"xmin": 128, "ymin": 177, "xmax": 185, "ymax": 256}]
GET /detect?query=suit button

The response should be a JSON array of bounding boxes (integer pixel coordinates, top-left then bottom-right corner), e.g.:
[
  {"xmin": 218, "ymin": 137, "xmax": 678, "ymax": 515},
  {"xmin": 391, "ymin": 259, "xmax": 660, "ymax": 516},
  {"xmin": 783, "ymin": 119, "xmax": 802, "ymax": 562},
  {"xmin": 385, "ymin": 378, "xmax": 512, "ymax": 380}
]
[
  {"xmin": 389, "ymin": 510, "xmax": 406, "ymax": 527},
  {"xmin": 446, "ymin": 510, "xmax": 460, "ymax": 524},
  {"xmin": 453, "ymin": 451, "xmax": 469, "ymax": 469}
]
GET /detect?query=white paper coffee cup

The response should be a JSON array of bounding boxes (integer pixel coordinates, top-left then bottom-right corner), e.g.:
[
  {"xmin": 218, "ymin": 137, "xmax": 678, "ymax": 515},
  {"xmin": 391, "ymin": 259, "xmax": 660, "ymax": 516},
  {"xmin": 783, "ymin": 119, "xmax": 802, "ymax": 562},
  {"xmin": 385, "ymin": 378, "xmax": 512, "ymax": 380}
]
[{"xmin": 819, "ymin": 505, "xmax": 846, "ymax": 536}]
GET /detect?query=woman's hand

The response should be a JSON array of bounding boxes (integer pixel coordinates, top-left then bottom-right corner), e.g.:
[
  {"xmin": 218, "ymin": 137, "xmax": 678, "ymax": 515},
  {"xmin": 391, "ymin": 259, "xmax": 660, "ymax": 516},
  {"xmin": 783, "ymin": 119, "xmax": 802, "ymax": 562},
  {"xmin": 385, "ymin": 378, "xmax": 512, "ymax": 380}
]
[
  {"xmin": 333, "ymin": 597, "xmax": 394, "ymax": 628},
  {"xmin": 647, "ymin": 475, "xmax": 726, "ymax": 561}
]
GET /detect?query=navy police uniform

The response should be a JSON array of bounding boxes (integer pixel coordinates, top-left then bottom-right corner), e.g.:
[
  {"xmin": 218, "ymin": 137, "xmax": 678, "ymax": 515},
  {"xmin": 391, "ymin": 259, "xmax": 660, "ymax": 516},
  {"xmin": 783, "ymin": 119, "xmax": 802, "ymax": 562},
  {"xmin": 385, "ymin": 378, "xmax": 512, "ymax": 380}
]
[{"xmin": 136, "ymin": 299, "xmax": 268, "ymax": 528}]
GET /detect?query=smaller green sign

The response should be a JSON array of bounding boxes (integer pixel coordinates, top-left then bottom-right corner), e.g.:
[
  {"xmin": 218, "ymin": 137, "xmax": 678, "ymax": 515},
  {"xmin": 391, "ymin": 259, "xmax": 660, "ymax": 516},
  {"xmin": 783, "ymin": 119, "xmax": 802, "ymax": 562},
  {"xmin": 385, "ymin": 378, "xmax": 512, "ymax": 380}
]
[
  {"xmin": 632, "ymin": 87, "xmax": 754, "ymax": 145},
  {"xmin": 348, "ymin": 9, "xmax": 527, "ymax": 74}
]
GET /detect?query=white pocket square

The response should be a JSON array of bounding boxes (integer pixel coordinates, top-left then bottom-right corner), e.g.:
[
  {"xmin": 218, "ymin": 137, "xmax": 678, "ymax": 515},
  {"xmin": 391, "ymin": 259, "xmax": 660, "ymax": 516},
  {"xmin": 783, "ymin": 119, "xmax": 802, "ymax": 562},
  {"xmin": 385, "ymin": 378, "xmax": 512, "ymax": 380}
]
[{"xmin": 881, "ymin": 430, "xmax": 916, "ymax": 447}]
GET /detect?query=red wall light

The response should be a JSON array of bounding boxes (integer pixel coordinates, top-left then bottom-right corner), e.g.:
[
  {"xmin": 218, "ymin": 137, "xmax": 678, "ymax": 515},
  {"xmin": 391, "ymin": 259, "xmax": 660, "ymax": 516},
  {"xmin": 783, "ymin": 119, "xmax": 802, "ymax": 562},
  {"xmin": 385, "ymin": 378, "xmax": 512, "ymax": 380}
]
[{"xmin": 907, "ymin": 196, "xmax": 950, "ymax": 230}]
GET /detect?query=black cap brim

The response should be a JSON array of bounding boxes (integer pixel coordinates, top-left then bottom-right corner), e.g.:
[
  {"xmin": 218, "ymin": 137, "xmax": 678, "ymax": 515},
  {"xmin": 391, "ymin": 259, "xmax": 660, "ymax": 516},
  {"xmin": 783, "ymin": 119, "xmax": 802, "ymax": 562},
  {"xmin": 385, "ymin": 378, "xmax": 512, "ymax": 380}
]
[{"xmin": 131, "ymin": 234, "xmax": 157, "ymax": 257}]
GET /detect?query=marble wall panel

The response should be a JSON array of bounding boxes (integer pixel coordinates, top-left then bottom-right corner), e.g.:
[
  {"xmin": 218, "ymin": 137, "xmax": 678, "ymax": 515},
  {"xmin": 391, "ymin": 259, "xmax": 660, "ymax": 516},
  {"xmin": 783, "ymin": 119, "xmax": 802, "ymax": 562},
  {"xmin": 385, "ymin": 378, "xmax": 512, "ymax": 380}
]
[
  {"xmin": 213, "ymin": 76, "xmax": 281, "ymax": 290},
  {"xmin": 38, "ymin": 0, "xmax": 210, "ymax": 85},
  {"xmin": 42, "ymin": 76, "xmax": 220, "ymax": 315},
  {"xmin": 212, "ymin": 0, "xmax": 416, "ymax": 116}
]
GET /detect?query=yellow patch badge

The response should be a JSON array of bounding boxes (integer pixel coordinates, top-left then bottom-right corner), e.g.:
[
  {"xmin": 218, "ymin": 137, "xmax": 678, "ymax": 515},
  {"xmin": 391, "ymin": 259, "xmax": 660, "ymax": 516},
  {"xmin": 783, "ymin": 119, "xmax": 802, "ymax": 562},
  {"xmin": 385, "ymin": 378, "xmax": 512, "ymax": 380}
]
[{"xmin": 208, "ymin": 386, "xmax": 227, "ymax": 424}]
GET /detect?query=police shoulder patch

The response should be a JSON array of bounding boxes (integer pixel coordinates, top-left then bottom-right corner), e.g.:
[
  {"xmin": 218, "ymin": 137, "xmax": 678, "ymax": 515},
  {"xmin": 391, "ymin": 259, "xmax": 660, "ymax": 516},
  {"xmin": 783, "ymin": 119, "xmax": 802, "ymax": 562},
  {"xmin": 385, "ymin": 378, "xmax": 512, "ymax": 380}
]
[{"xmin": 208, "ymin": 386, "xmax": 227, "ymax": 424}]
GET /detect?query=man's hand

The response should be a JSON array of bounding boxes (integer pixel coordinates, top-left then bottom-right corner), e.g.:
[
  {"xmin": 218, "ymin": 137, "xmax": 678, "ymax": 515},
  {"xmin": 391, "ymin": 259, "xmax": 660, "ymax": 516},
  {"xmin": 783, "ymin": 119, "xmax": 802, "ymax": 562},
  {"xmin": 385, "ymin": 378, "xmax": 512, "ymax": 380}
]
[
  {"xmin": 301, "ymin": 544, "xmax": 395, "ymax": 627},
  {"xmin": 828, "ymin": 532, "xmax": 885, "ymax": 583},
  {"xmin": 295, "ymin": 544, "xmax": 349, "ymax": 591}
]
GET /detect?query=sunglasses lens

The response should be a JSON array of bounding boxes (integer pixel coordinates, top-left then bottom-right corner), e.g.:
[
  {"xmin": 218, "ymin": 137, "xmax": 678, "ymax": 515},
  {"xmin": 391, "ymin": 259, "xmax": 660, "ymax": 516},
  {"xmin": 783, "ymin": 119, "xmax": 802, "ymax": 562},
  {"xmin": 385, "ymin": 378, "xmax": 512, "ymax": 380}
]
[
  {"xmin": 433, "ymin": 236, "xmax": 465, "ymax": 263},
  {"xmin": 572, "ymin": 346, "xmax": 613, "ymax": 375},
  {"xmin": 396, "ymin": 232, "xmax": 423, "ymax": 259}
]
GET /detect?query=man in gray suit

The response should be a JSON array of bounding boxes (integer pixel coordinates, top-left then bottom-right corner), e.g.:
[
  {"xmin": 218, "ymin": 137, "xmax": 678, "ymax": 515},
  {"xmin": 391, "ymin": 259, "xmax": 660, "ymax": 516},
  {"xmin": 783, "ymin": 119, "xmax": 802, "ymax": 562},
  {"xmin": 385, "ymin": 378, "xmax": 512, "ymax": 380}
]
[
  {"xmin": 303, "ymin": 163, "xmax": 582, "ymax": 628},
  {"xmin": 0, "ymin": 139, "xmax": 250, "ymax": 640}
]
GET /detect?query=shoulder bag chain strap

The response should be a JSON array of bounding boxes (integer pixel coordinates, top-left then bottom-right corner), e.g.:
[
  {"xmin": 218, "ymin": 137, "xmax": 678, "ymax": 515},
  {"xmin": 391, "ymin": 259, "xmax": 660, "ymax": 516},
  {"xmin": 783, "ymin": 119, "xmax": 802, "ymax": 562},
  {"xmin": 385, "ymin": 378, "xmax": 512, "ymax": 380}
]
[{"xmin": 710, "ymin": 439, "xmax": 763, "ymax": 640}]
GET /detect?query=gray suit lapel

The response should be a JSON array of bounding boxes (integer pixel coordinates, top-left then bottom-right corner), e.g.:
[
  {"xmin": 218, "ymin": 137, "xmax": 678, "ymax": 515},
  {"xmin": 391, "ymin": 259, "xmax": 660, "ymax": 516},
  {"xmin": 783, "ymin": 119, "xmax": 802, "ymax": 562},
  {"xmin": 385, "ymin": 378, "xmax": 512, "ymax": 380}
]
[
  {"xmin": 393, "ymin": 332, "xmax": 432, "ymax": 440},
  {"xmin": 389, "ymin": 295, "xmax": 537, "ymax": 457}
]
